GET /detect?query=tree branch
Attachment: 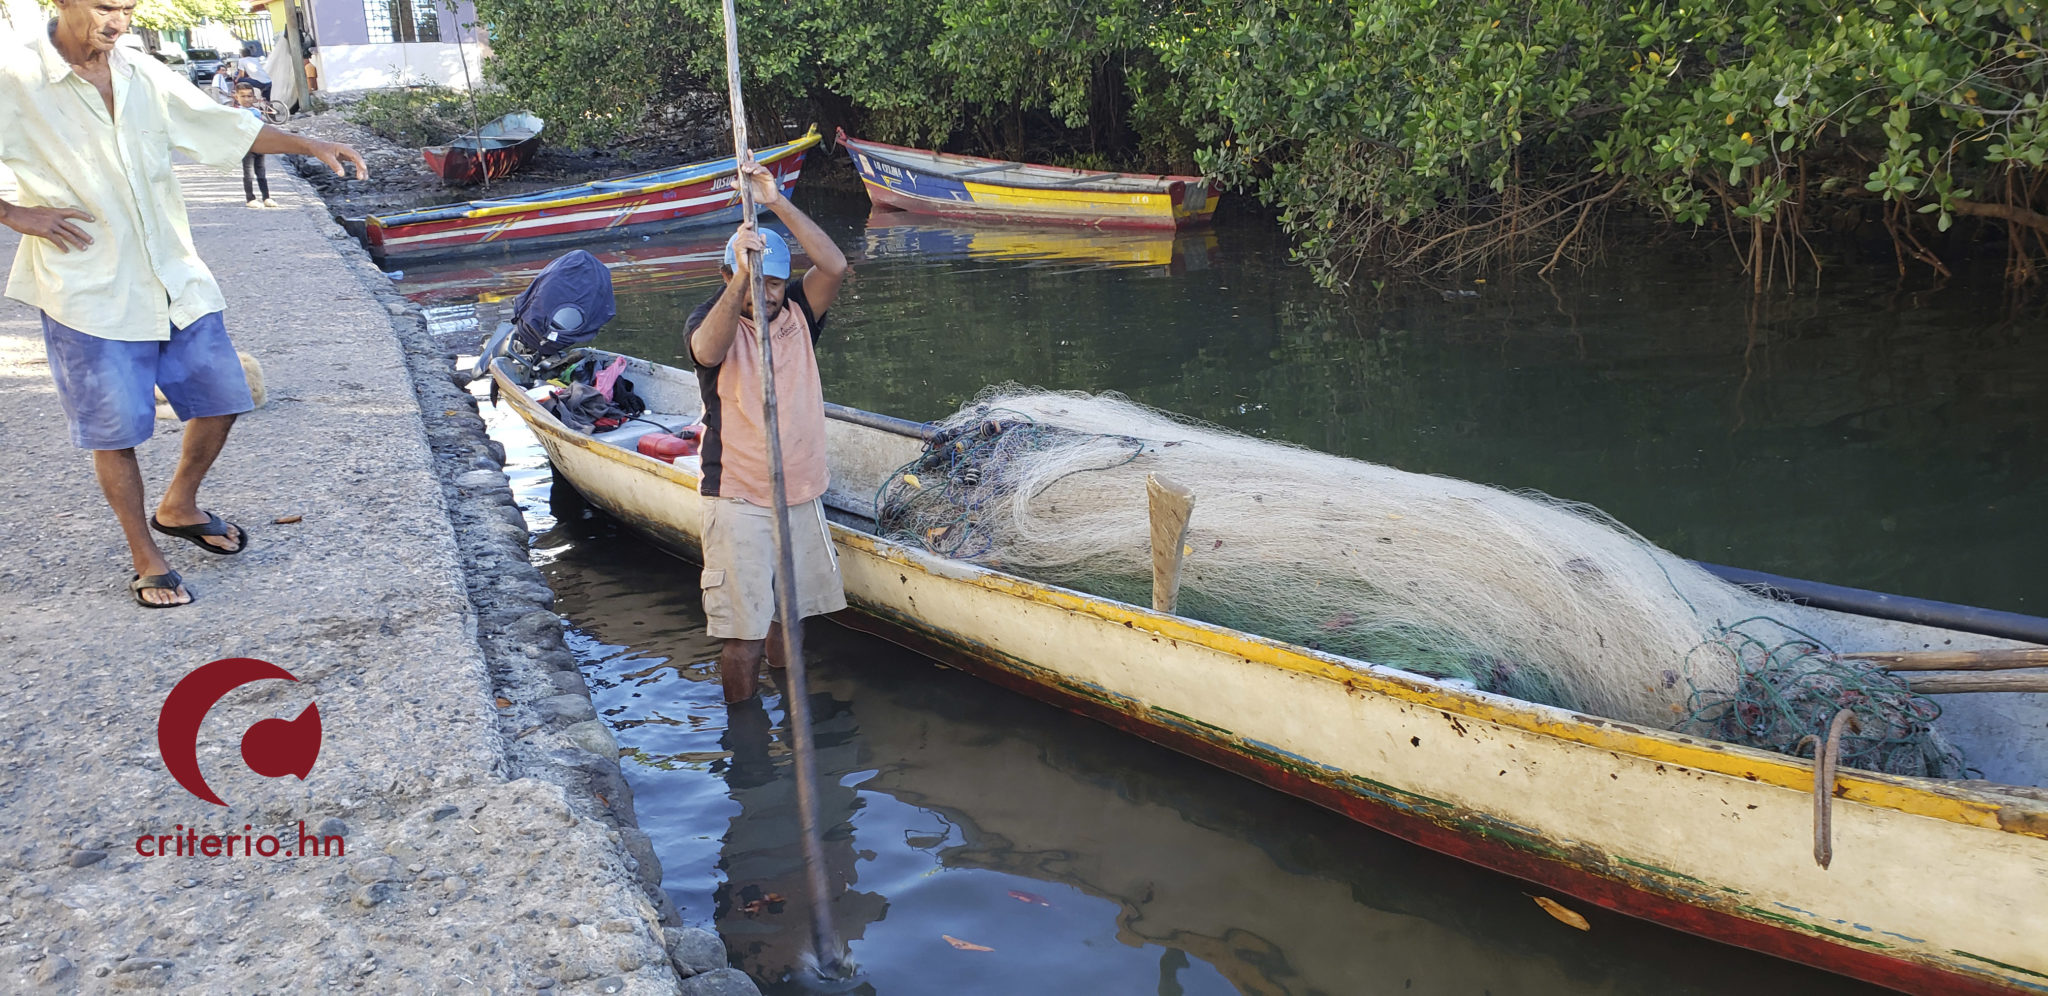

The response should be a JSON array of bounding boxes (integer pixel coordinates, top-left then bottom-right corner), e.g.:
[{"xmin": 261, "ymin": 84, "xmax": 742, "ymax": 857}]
[{"xmin": 1949, "ymin": 197, "xmax": 2048, "ymax": 234}]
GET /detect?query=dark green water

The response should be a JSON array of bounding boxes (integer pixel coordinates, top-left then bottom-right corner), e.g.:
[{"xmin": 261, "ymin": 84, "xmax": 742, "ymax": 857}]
[{"xmin": 410, "ymin": 187, "xmax": 2045, "ymax": 993}]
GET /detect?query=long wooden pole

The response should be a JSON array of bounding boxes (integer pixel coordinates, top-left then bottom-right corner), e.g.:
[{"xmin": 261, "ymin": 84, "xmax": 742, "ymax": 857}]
[
  {"xmin": 1901, "ymin": 672, "xmax": 2048, "ymax": 695},
  {"xmin": 448, "ymin": 0, "xmax": 487, "ymax": 192},
  {"xmin": 284, "ymin": 0, "xmax": 313, "ymax": 113},
  {"xmin": 717, "ymin": 0, "xmax": 844, "ymax": 976},
  {"xmin": 1845, "ymin": 648, "xmax": 2048, "ymax": 671}
]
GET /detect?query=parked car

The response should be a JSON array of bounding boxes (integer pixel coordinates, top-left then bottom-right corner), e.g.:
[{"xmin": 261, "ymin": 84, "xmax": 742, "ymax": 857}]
[
  {"xmin": 116, "ymin": 34, "xmax": 175, "ymax": 67},
  {"xmin": 186, "ymin": 47, "xmax": 225, "ymax": 84}
]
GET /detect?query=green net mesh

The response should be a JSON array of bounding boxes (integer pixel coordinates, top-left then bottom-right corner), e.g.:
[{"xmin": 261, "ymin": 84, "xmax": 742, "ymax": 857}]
[{"xmin": 1683, "ymin": 618, "xmax": 1966, "ymax": 778}]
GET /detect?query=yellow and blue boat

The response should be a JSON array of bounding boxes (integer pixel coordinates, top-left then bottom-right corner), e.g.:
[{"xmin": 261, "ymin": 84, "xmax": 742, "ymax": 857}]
[{"xmin": 838, "ymin": 128, "xmax": 1221, "ymax": 230}]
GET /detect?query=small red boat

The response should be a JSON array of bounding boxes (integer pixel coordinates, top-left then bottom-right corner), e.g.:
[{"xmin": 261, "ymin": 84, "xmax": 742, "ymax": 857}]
[{"xmin": 423, "ymin": 112, "xmax": 545, "ymax": 184}]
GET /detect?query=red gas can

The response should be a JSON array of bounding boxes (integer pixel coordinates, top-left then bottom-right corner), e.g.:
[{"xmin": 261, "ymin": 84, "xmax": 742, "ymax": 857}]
[{"xmin": 636, "ymin": 427, "xmax": 703, "ymax": 463}]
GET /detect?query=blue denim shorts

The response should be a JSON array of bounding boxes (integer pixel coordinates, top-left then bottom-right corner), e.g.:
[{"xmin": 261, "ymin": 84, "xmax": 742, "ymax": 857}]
[{"xmin": 41, "ymin": 311, "xmax": 255, "ymax": 451}]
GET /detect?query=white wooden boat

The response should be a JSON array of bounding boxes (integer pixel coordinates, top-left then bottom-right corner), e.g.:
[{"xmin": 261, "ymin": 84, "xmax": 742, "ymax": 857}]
[{"xmin": 492, "ymin": 352, "xmax": 2048, "ymax": 995}]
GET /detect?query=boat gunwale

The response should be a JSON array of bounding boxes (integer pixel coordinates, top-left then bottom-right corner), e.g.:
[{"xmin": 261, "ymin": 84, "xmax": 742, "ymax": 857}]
[
  {"xmin": 371, "ymin": 130, "xmax": 820, "ymax": 231},
  {"xmin": 838, "ymin": 130, "xmax": 1209, "ymax": 195},
  {"xmin": 490, "ymin": 356, "xmax": 2048, "ymax": 840},
  {"xmin": 432, "ymin": 111, "xmax": 547, "ymax": 153}
]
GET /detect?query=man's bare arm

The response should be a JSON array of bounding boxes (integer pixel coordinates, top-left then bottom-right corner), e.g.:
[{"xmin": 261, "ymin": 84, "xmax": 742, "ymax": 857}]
[
  {"xmin": 690, "ymin": 238, "xmax": 756, "ymax": 367},
  {"xmin": 250, "ymin": 126, "xmax": 370, "ymax": 180},
  {"xmin": 0, "ymin": 199, "xmax": 94, "ymax": 253},
  {"xmin": 740, "ymin": 159, "xmax": 849, "ymax": 315}
]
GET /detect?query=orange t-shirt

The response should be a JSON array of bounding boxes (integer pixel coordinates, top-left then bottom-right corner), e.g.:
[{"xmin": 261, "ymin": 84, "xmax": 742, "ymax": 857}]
[{"xmin": 685, "ymin": 281, "xmax": 830, "ymax": 507}]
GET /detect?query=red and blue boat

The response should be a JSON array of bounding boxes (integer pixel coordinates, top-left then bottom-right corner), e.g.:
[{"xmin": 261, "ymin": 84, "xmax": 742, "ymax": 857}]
[{"xmin": 365, "ymin": 129, "xmax": 820, "ymax": 260}]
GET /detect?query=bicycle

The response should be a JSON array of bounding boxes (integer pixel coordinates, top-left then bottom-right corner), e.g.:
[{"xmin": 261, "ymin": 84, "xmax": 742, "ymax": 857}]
[{"xmin": 208, "ymin": 85, "xmax": 290, "ymax": 125}]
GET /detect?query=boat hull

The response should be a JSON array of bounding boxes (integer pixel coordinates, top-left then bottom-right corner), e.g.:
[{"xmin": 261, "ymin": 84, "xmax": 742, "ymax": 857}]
[
  {"xmin": 424, "ymin": 134, "xmax": 542, "ymax": 184},
  {"xmin": 841, "ymin": 134, "xmax": 1219, "ymax": 229},
  {"xmin": 366, "ymin": 132, "xmax": 818, "ymax": 259},
  {"xmin": 497, "ymin": 360, "xmax": 2048, "ymax": 995},
  {"xmin": 832, "ymin": 610, "xmax": 2031, "ymax": 996}
]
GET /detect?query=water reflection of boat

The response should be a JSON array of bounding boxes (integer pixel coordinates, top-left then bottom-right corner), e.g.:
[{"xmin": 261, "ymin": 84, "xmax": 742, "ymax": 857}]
[
  {"xmin": 862, "ymin": 214, "xmax": 1219, "ymax": 272},
  {"xmin": 805, "ymin": 646, "xmax": 1868, "ymax": 995},
  {"xmin": 395, "ymin": 233, "xmax": 808, "ymax": 309},
  {"xmin": 399, "ymin": 244, "xmax": 719, "ymax": 307},
  {"xmin": 492, "ymin": 352, "xmax": 2048, "ymax": 996}
]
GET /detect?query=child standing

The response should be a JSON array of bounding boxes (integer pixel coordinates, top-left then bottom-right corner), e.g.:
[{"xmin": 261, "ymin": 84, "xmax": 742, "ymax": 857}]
[{"xmin": 233, "ymin": 83, "xmax": 277, "ymax": 208}]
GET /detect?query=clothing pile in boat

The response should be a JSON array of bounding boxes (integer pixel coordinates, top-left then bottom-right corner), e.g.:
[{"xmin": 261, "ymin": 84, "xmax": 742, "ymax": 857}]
[{"xmin": 539, "ymin": 354, "xmax": 646, "ymax": 434}]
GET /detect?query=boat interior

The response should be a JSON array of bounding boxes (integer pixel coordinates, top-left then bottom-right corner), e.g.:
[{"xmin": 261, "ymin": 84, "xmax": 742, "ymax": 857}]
[{"xmin": 509, "ymin": 350, "xmax": 2048, "ymax": 794}]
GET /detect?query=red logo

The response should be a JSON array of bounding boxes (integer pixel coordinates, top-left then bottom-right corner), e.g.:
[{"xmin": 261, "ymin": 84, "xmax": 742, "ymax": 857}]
[{"xmin": 157, "ymin": 657, "xmax": 322, "ymax": 806}]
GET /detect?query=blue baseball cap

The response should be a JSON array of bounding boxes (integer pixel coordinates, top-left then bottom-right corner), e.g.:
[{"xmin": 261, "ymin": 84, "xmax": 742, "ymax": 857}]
[{"xmin": 724, "ymin": 228, "xmax": 792, "ymax": 280}]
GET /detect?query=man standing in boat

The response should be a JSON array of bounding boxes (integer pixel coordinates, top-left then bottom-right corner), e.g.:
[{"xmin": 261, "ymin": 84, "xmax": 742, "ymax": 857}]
[
  {"xmin": 1, "ymin": 0, "xmax": 366, "ymax": 606},
  {"xmin": 685, "ymin": 156, "xmax": 851, "ymax": 703}
]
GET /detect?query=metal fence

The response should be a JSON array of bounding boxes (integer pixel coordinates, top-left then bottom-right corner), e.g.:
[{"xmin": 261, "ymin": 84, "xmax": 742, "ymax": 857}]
[{"xmin": 224, "ymin": 15, "xmax": 277, "ymax": 53}]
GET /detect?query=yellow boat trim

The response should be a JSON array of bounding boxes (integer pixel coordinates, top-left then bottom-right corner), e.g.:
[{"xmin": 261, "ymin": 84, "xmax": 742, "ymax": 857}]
[
  {"xmin": 831, "ymin": 530, "xmax": 2044, "ymax": 836},
  {"xmin": 961, "ymin": 180, "xmax": 1177, "ymax": 218},
  {"xmin": 497, "ymin": 367, "xmax": 2046, "ymax": 840}
]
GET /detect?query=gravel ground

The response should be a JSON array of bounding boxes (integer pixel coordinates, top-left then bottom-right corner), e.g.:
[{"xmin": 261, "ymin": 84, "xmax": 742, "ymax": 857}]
[
  {"xmin": 0, "ymin": 162, "xmax": 749, "ymax": 994},
  {"xmin": 281, "ymin": 93, "xmax": 735, "ymax": 220}
]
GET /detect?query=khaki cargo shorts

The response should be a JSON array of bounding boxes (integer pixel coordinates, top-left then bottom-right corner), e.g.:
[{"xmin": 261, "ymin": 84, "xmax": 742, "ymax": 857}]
[{"xmin": 700, "ymin": 496, "xmax": 848, "ymax": 641}]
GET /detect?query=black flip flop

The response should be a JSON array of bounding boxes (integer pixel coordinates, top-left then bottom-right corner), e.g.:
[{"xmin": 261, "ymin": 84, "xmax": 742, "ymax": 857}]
[
  {"xmin": 131, "ymin": 570, "xmax": 192, "ymax": 608},
  {"xmin": 150, "ymin": 511, "xmax": 247, "ymax": 555}
]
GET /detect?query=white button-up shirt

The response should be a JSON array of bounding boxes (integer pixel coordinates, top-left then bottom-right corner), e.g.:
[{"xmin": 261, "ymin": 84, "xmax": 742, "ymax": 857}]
[{"xmin": 1, "ymin": 29, "xmax": 262, "ymax": 341}]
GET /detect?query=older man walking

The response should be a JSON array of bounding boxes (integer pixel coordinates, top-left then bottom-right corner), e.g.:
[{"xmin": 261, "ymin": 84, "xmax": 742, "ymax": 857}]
[{"xmin": 0, "ymin": 0, "xmax": 368, "ymax": 607}]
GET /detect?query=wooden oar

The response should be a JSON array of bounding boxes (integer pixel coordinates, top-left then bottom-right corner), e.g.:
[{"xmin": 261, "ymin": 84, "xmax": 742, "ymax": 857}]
[{"xmin": 718, "ymin": 0, "xmax": 846, "ymax": 975}]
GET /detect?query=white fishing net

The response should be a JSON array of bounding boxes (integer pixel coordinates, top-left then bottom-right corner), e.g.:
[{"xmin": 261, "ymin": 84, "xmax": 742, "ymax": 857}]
[{"xmin": 874, "ymin": 389, "xmax": 1844, "ymax": 734}]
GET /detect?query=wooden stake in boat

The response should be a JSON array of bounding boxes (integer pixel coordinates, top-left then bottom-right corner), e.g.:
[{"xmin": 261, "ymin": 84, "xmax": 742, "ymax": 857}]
[
  {"xmin": 718, "ymin": 0, "xmax": 845, "ymax": 976},
  {"xmin": 1148, "ymin": 473, "xmax": 1195, "ymax": 614}
]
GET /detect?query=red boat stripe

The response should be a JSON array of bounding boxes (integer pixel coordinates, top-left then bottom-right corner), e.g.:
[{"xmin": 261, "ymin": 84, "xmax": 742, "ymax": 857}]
[{"xmin": 375, "ymin": 172, "xmax": 803, "ymax": 252}]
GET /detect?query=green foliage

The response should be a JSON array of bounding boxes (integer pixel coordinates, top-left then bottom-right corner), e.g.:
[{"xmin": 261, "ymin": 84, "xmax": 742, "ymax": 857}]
[
  {"xmin": 132, "ymin": 0, "xmax": 246, "ymax": 31},
  {"xmin": 346, "ymin": 86, "xmax": 523, "ymax": 147},
  {"xmin": 465, "ymin": 0, "xmax": 694, "ymax": 147},
  {"xmin": 1165, "ymin": 0, "xmax": 2045, "ymax": 283},
  {"xmin": 472, "ymin": 0, "xmax": 2046, "ymax": 283},
  {"xmin": 473, "ymin": 0, "xmax": 1192, "ymax": 158},
  {"xmin": 10, "ymin": 0, "xmax": 245, "ymax": 31}
]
